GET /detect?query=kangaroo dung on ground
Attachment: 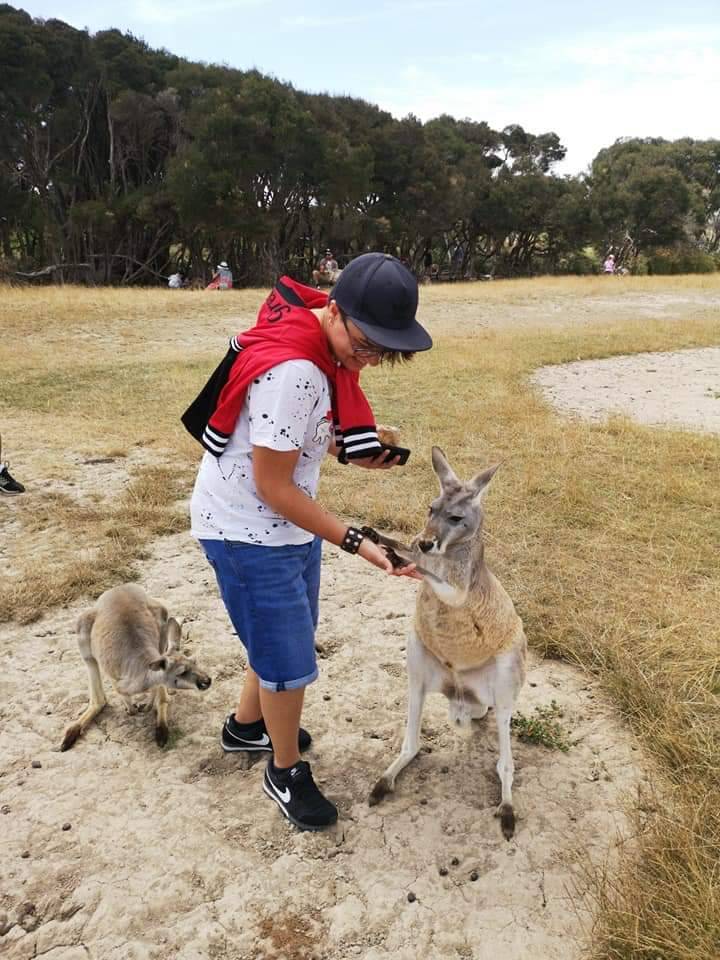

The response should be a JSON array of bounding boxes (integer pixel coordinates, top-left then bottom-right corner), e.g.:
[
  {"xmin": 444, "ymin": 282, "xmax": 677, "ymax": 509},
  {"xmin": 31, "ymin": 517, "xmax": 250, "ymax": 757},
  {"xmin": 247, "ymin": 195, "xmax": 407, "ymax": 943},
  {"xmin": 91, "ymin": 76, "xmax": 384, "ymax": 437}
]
[
  {"xmin": 60, "ymin": 584, "xmax": 212, "ymax": 750},
  {"xmin": 369, "ymin": 447, "xmax": 527, "ymax": 840}
]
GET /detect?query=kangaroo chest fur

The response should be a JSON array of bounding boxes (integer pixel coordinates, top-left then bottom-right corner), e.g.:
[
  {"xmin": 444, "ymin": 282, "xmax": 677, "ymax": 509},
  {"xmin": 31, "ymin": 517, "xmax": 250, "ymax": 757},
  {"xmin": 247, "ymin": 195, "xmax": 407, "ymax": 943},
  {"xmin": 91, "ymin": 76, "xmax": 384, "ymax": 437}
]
[{"xmin": 415, "ymin": 569, "xmax": 523, "ymax": 672}]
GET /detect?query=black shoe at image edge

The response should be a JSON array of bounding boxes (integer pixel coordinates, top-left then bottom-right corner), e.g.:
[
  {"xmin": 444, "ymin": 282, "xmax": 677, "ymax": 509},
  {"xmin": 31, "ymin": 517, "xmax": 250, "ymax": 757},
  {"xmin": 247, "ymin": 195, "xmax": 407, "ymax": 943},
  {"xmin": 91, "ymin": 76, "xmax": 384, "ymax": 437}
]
[{"xmin": 0, "ymin": 466, "xmax": 25, "ymax": 495}]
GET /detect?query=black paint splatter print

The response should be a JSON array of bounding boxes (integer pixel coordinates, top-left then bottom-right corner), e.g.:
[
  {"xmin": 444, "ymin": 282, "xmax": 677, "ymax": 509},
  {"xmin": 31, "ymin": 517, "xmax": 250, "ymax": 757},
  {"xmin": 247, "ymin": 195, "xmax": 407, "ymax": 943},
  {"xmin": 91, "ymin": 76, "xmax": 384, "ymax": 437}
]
[{"xmin": 190, "ymin": 360, "xmax": 332, "ymax": 546}]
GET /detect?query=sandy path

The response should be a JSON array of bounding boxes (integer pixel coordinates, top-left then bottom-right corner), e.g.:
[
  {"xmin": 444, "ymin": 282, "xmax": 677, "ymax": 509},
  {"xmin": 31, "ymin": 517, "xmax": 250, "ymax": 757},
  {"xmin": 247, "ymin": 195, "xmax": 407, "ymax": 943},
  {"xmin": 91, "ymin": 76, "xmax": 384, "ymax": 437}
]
[
  {"xmin": 531, "ymin": 347, "xmax": 720, "ymax": 435},
  {"xmin": 1, "ymin": 531, "xmax": 643, "ymax": 959}
]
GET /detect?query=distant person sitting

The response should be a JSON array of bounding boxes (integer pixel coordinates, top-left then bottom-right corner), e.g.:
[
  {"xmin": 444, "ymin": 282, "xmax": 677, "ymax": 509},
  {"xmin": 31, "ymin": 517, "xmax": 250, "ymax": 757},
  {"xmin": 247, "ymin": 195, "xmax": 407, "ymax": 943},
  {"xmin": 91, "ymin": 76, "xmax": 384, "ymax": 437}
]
[
  {"xmin": 207, "ymin": 261, "xmax": 233, "ymax": 290},
  {"xmin": 312, "ymin": 250, "xmax": 340, "ymax": 287},
  {"xmin": 603, "ymin": 254, "xmax": 616, "ymax": 275},
  {"xmin": 168, "ymin": 270, "xmax": 185, "ymax": 289},
  {"xmin": 0, "ymin": 433, "xmax": 25, "ymax": 495}
]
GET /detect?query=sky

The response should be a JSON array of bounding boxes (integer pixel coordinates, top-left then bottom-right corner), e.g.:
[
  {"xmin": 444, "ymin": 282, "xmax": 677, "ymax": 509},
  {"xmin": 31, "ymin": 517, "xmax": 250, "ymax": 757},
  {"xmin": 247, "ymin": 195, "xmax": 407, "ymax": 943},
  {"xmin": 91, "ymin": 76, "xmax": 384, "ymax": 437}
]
[{"xmin": 14, "ymin": 0, "xmax": 720, "ymax": 174}]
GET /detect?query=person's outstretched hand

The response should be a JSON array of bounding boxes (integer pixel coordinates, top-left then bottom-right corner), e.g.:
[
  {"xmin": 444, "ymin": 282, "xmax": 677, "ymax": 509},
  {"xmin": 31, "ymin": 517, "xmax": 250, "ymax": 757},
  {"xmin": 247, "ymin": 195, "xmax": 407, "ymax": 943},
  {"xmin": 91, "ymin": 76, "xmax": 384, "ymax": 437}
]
[
  {"xmin": 358, "ymin": 538, "xmax": 392, "ymax": 571},
  {"xmin": 358, "ymin": 539, "xmax": 423, "ymax": 579}
]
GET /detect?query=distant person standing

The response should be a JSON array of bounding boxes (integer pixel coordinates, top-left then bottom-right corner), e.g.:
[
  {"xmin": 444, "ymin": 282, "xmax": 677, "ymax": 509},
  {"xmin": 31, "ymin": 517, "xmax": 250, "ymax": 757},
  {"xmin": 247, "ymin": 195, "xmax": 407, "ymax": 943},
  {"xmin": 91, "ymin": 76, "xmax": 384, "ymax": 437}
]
[
  {"xmin": 312, "ymin": 250, "xmax": 340, "ymax": 287},
  {"xmin": 207, "ymin": 261, "xmax": 233, "ymax": 290},
  {"xmin": 0, "ymin": 433, "xmax": 25, "ymax": 495},
  {"xmin": 603, "ymin": 253, "xmax": 616, "ymax": 275},
  {"xmin": 423, "ymin": 246, "xmax": 433, "ymax": 278}
]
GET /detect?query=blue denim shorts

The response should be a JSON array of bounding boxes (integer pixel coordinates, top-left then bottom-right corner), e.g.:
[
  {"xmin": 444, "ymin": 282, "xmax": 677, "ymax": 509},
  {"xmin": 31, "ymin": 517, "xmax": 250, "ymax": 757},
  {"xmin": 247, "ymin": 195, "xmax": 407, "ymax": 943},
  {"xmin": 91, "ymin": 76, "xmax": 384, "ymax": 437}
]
[{"xmin": 200, "ymin": 537, "xmax": 322, "ymax": 692}]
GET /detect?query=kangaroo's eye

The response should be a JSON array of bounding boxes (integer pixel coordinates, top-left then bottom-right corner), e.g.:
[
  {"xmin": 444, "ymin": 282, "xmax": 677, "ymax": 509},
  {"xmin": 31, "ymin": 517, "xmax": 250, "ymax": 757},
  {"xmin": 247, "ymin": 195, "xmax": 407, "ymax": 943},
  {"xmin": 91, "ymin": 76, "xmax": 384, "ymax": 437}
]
[{"xmin": 449, "ymin": 515, "xmax": 464, "ymax": 524}]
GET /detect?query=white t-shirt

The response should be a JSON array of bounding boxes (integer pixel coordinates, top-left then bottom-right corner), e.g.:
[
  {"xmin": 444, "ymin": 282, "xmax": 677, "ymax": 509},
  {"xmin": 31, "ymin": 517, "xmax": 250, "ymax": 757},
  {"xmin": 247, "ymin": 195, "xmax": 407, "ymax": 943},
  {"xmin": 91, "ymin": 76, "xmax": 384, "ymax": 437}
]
[{"xmin": 190, "ymin": 359, "xmax": 333, "ymax": 545}]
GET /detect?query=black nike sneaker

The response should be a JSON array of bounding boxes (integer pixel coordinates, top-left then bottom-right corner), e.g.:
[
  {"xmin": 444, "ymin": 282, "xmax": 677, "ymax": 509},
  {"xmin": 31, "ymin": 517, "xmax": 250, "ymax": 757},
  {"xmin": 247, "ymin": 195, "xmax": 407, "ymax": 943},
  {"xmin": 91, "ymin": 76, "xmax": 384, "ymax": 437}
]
[
  {"xmin": 0, "ymin": 465, "xmax": 25, "ymax": 495},
  {"xmin": 263, "ymin": 759, "xmax": 338, "ymax": 831},
  {"xmin": 221, "ymin": 714, "xmax": 312, "ymax": 754}
]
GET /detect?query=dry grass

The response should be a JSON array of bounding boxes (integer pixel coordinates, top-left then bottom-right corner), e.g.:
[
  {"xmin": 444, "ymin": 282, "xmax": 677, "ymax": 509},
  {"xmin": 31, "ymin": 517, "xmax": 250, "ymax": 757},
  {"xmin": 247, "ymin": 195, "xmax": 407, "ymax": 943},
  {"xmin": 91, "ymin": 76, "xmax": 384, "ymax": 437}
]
[
  {"xmin": 420, "ymin": 272, "xmax": 720, "ymax": 305},
  {"xmin": 1, "ymin": 276, "xmax": 719, "ymax": 957},
  {"xmin": 0, "ymin": 466, "xmax": 190, "ymax": 624}
]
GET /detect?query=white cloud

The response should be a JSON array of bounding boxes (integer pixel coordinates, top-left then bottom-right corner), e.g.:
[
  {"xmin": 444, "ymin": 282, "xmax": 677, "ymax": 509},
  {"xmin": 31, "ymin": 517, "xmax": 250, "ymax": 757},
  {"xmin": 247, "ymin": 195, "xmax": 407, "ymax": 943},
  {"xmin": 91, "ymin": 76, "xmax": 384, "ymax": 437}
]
[
  {"xmin": 131, "ymin": 0, "xmax": 266, "ymax": 25},
  {"xmin": 394, "ymin": 0, "xmax": 463, "ymax": 9},
  {"xmin": 371, "ymin": 26, "xmax": 720, "ymax": 173},
  {"xmin": 282, "ymin": 12, "xmax": 377, "ymax": 28},
  {"xmin": 281, "ymin": 0, "xmax": 460, "ymax": 29},
  {"xmin": 561, "ymin": 25, "xmax": 720, "ymax": 73}
]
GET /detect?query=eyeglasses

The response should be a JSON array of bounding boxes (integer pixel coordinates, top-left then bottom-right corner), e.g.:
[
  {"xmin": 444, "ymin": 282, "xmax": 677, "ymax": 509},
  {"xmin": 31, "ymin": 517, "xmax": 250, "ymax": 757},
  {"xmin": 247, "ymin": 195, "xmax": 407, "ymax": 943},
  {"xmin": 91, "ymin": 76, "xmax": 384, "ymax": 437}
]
[{"xmin": 341, "ymin": 317, "xmax": 385, "ymax": 359}]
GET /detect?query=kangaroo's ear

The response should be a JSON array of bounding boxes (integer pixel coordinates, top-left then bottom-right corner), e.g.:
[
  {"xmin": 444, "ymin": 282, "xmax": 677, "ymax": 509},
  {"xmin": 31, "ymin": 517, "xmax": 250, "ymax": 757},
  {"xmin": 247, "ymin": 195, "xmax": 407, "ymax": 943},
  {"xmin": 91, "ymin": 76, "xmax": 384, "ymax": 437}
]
[
  {"xmin": 163, "ymin": 617, "xmax": 182, "ymax": 654},
  {"xmin": 148, "ymin": 657, "xmax": 167, "ymax": 672},
  {"xmin": 148, "ymin": 598, "xmax": 169, "ymax": 626},
  {"xmin": 470, "ymin": 463, "xmax": 501, "ymax": 499},
  {"xmin": 431, "ymin": 446, "xmax": 461, "ymax": 492}
]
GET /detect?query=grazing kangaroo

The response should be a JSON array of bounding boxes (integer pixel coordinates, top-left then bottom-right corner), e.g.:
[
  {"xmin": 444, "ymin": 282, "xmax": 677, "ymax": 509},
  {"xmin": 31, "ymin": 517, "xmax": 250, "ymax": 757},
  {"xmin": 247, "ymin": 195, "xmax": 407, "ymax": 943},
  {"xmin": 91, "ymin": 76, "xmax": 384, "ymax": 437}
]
[
  {"xmin": 369, "ymin": 447, "xmax": 527, "ymax": 839},
  {"xmin": 60, "ymin": 584, "xmax": 212, "ymax": 750}
]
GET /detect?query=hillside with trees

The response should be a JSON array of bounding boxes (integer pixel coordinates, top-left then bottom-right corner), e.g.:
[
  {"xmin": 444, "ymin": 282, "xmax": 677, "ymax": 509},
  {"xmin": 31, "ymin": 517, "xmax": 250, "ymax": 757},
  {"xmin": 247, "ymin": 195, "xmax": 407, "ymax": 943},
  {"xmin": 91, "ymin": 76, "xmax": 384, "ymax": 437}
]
[{"xmin": 1, "ymin": 4, "xmax": 718, "ymax": 285}]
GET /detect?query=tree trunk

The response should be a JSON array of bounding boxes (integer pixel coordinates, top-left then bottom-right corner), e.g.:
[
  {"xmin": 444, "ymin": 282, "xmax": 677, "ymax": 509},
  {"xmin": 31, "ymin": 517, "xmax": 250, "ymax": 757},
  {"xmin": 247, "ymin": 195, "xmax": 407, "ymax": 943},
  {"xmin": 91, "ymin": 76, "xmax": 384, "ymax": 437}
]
[{"xmin": 107, "ymin": 94, "xmax": 115, "ymax": 192}]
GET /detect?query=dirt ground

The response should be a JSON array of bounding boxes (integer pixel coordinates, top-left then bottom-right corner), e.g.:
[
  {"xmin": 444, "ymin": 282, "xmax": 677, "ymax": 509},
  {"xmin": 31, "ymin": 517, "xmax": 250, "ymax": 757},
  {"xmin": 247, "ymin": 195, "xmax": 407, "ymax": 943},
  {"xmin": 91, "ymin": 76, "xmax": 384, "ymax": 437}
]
[
  {"xmin": 3, "ymin": 281, "xmax": 718, "ymax": 960},
  {"xmin": 1, "ymin": 531, "xmax": 643, "ymax": 960}
]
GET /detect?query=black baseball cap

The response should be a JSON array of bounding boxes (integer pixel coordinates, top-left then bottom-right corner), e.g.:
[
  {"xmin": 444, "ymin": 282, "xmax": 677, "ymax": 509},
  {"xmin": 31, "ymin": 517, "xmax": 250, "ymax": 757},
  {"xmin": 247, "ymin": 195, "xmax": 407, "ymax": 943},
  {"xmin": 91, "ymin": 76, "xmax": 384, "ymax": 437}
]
[{"xmin": 330, "ymin": 253, "xmax": 432, "ymax": 352}]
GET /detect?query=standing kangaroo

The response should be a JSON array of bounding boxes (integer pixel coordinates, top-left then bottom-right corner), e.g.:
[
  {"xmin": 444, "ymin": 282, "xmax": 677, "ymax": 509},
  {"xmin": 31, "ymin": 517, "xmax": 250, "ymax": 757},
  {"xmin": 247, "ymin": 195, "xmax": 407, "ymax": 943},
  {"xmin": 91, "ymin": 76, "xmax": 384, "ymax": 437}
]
[
  {"xmin": 369, "ymin": 447, "xmax": 527, "ymax": 839},
  {"xmin": 60, "ymin": 584, "xmax": 212, "ymax": 750}
]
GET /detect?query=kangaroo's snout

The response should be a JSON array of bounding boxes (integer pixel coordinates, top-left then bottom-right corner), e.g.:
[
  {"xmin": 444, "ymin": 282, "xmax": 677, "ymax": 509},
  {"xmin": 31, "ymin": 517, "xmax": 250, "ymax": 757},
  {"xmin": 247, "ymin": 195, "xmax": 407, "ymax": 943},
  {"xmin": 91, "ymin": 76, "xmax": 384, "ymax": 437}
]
[
  {"xmin": 418, "ymin": 540, "xmax": 434, "ymax": 553},
  {"xmin": 196, "ymin": 676, "xmax": 212, "ymax": 691}
]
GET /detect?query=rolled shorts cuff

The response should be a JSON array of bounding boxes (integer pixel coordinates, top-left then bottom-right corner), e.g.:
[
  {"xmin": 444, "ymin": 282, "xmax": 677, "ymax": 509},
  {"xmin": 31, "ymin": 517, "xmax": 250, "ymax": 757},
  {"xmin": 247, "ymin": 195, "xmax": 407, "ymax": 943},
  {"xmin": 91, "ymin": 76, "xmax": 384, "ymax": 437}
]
[
  {"xmin": 199, "ymin": 536, "xmax": 322, "ymax": 690},
  {"xmin": 256, "ymin": 666, "xmax": 319, "ymax": 693}
]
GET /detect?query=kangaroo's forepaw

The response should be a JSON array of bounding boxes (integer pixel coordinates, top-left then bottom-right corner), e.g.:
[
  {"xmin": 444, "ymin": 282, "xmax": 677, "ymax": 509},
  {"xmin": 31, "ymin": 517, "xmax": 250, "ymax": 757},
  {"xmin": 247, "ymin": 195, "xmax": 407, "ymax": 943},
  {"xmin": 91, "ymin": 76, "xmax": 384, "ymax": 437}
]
[
  {"xmin": 369, "ymin": 777, "xmax": 394, "ymax": 806},
  {"xmin": 495, "ymin": 803, "xmax": 515, "ymax": 840}
]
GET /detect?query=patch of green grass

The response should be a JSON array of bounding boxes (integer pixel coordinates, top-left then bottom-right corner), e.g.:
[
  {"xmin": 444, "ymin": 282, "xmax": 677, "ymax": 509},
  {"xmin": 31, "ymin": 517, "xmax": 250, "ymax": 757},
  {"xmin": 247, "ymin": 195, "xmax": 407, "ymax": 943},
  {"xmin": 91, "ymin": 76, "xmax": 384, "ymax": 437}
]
[
  {"xmin": 511, "ymin": 700, "xmax": 572, "ymax": 751},
  {"xmin": 162, "ymin": 726, "xmax": 186, "ymax": 750}
]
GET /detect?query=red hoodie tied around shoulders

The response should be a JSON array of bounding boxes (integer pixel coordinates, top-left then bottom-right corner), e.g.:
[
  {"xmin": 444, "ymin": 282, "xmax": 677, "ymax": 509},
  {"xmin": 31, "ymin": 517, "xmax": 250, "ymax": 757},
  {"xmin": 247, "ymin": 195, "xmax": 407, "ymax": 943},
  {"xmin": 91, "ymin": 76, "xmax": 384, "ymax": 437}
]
[{"xmin": 181, "ymin": 277, "xmax": 382, "ymax": 461}]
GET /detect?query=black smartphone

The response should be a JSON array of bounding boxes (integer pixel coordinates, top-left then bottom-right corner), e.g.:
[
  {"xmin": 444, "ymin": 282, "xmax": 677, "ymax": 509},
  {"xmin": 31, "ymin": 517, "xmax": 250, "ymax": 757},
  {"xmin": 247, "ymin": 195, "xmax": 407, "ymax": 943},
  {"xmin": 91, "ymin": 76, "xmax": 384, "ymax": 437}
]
[{"xmin": 376, "ymin": 443, "xmax": 411, "ymax": 466}]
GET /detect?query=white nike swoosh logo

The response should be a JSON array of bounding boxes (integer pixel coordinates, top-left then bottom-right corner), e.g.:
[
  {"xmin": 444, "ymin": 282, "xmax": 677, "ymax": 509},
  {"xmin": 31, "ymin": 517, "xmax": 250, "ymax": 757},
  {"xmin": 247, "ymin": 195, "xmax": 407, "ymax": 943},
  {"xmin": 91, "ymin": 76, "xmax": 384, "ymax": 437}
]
[
  {"xmin": 267, "ymin": 777, "xmax": 291, "ymax": 803},
  {"xmin": 228, "ymin": 727, "xmax": 270, "ymax": 746}
]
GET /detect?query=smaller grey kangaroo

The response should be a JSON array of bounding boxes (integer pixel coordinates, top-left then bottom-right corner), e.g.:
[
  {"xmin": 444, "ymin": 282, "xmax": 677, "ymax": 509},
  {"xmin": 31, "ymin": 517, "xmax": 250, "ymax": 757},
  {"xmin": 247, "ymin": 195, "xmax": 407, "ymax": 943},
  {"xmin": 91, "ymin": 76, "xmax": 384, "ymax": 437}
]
[
  {"xmin": 369, "ymin": 447, "xmax": 527, "ymax": 839},
  {"xmin": 60, "ymin": 584, "xmax": 212, "ymax": 750}
]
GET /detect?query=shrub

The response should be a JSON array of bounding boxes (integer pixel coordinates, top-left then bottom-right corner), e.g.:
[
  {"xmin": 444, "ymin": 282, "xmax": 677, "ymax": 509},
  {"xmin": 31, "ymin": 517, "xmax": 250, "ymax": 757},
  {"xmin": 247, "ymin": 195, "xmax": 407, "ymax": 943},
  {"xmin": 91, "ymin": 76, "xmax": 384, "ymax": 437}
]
[
  {"xmin": 557, "ymin": 248, "xmax": 601, "ymax": 275},
  {"xmin": 646, "ymin": 247, "xmax": 718, "ymax": 275},
  {"xmin": 633, "ymin": 254, "xmax": 650, "ymax": 275}
]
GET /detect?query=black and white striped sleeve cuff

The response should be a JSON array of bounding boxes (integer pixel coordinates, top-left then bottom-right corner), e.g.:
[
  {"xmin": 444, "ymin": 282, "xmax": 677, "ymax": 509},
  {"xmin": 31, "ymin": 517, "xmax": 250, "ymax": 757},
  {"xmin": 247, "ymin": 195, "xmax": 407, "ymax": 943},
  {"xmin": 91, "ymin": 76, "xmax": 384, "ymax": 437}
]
[
  {"xmin": 201, "ymin": 425, "xmax": 230, "ymax": 457},
  {"xmin": 341, "ymin": 427, "xmax": 383, "ymax": 459}
]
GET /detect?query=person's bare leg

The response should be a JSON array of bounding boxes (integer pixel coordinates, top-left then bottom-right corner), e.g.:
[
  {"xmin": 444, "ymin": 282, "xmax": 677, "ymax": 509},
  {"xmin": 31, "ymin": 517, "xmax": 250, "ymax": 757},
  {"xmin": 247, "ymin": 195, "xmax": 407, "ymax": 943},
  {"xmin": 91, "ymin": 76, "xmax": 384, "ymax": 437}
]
[
  {"xmin": 259, "ymin": 686, "xmax": 305, "ymax": 769},
  {"xmin": 234, "ymin": 666, "xmax": 262, "ymax": 724}
]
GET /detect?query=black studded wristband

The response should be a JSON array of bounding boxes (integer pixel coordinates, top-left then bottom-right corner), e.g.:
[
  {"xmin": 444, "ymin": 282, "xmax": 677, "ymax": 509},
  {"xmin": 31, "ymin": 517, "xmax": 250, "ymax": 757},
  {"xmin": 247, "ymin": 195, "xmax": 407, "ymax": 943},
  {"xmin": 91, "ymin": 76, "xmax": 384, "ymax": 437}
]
[{"xmin": 340, "ymin": 526, "xmax": 364, "ymax": 555}]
